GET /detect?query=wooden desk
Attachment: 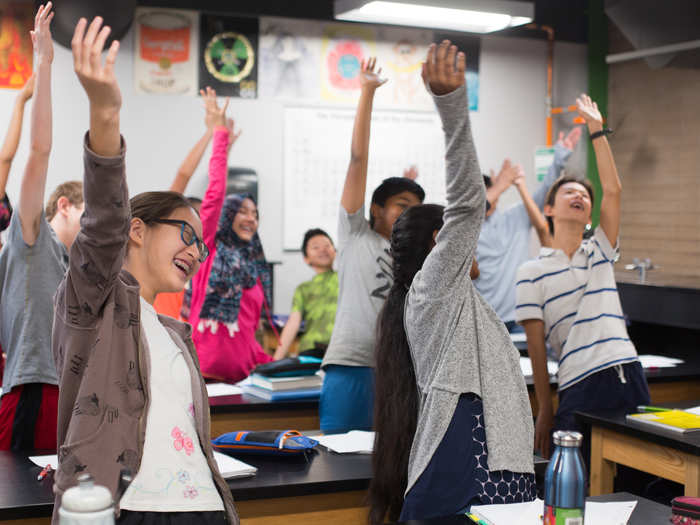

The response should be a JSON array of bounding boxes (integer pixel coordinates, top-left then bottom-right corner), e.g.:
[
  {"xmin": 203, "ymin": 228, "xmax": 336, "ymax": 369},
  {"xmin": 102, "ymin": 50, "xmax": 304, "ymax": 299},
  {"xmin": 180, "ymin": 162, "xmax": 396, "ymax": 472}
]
[
  {"xmin": 578, "ymin": 404, "xmax": 700, "ymax": 497},
  {"xmin": 209, "ymin": 393, "xmax": 320, "ymax": 435},
  {"xmin": 392, "ymin": 492, "xmax": 671, "ymax": 524},
  {"xmin": 0, "ymin": 448, "xmax": 369, "ymax": 525},
  {"xmin": 0, "ymin": 451, "xmax": 548, "ymax": 525},
  {"xmin": 207, "ymin": 354, "xmax": 700, "ymax": 438}
]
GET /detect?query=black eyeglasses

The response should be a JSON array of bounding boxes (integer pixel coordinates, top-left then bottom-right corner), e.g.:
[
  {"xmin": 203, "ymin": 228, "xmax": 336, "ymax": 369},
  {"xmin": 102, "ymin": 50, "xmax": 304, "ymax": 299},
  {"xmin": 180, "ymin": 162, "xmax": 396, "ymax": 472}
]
[{"xmin": 152, "ymin": 219, "xmax": 209, "ymax": 263}]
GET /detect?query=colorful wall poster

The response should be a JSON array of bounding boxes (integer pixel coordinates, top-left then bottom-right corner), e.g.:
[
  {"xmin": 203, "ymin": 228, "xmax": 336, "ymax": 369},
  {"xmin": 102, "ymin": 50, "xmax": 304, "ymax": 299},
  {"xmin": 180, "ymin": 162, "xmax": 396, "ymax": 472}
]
[
  {"xmin": 134, "ymin": 8, "xmax": 198, "ymax": 95},
  {"xmin": 199, "ymin": 15, "xmax": 258, "ymax": 98},
  {"xmin": 320, "ymin": 23, "xmax": 377, "ymax": 103},
  {"xmin": 0, "ymin": 1, "xmax": 33, "ymax": 90},
  {"xmin": 373, "ymin": 26, "xmax": 433, "ymax": 110},
  {"xmin": 259, "ymin": 17, "xmax": 321, "ymax": 100},
  {"xmin": 434, "ymin": 32, "xmax": 481, "ymax": 111}
]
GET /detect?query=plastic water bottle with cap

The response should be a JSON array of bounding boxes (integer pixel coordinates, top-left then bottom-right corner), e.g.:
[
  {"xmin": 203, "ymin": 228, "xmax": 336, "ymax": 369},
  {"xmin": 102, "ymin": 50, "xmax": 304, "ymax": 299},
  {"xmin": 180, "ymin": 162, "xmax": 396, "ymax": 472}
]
[
  {"xmin": 543, "ymin": 430, "xmax": 587, "ymax": 525},
  {"xmin": 59, "ymin": 473, "xmax": 114, "ymax": 525}
]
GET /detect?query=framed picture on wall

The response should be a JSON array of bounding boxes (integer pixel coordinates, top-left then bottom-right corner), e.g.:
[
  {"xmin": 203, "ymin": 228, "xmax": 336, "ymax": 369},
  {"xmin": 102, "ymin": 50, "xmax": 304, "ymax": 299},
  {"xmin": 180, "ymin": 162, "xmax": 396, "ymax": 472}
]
[
  {"xmin": 0, "ymin": 1, "xmax": 33, "ymax": 90},
  {"xmin": 199, "ymin": 14, "xmax": 259, "ymax": 98}
]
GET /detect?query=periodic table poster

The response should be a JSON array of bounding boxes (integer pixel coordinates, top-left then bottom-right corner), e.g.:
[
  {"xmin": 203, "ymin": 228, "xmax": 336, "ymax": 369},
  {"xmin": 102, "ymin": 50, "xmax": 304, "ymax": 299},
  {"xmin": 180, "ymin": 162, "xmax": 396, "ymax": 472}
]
[{"xmin": 283, "ymin": 106, "xmax": 447, "ymax": 250}]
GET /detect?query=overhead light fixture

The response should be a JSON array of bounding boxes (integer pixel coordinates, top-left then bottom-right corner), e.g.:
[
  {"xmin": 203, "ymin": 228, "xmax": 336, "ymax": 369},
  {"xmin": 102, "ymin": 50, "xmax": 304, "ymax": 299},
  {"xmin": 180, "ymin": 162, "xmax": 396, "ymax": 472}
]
[{"xmin": 334, "ymin": 0, "xmax": 534, "ymax": 33}]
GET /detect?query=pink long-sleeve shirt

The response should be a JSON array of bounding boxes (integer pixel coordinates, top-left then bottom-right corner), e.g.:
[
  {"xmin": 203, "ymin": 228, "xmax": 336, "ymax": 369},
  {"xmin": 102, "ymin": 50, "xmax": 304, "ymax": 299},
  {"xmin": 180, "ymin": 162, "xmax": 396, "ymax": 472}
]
[{"xmin": 188, "ymin": 127, "xmax": 272, "ymax": 383}]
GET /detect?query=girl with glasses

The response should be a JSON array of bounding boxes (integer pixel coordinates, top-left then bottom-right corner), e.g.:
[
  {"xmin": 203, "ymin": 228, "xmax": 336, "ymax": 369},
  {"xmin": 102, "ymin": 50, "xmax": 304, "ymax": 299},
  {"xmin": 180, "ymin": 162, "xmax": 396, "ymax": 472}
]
[{"xmin": 52, "ymin": 14, "xmax": 238, "ymax": 524}]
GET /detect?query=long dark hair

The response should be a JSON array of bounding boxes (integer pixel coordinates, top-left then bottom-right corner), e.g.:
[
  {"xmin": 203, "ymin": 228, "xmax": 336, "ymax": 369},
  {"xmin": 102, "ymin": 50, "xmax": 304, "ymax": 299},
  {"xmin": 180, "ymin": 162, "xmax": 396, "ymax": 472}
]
[{"xmin": 369, "ymin": 204, "xmax": 445, "ymax": 525}]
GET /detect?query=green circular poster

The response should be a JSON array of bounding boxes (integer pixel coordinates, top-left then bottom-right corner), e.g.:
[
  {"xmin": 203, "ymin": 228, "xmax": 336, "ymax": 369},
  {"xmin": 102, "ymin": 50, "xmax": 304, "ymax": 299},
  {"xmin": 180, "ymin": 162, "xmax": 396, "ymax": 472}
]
[{"xmin": 204, "ymin": 31, "xmax": 255, "ymax": 83}]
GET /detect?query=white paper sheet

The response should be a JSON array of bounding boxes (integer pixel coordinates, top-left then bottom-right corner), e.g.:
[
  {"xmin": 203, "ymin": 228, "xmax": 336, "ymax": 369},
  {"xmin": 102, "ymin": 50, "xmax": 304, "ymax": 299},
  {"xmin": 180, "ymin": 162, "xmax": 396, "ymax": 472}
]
[
  {"xmin": 470, "ymin": 498, "xmax": 637, "ymax": 525},
  {"xmin": 519, "ymin": 357, "xmax": 558, "ymax": 377},
  {"xmin": 30, "ymin": 453, "xmax": 256, "ymax": 480},
  {"xmin": 29, "ymin": 454, "xmax": 58, "ymax": 469},
  {"xmin": 637, "ymin": 355, "xmax": 684, "ymax": 368},
  {"xmin": 584, "ymin": 500, "xmax": 637, "ymax": 524},
  {"xmin": 206, "ymin": 383, "xmax": 243, "ymax": 397},
  {"xmin": 471, "ymin": 498, "xmax": 544, "ymax": 525},
  {"xmin": 316, "ymin": 431, "xmax": 375, "ymax": 454},
  {"xmin": 212, "ymin": 451, "xmax": 257, "ymax": 479}
]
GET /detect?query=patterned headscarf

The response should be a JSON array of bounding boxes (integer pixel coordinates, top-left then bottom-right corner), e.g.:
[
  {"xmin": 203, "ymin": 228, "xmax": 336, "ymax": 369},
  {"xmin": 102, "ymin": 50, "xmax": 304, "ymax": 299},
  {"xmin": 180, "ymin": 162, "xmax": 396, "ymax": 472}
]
[{"xmin": 183, "ymin": 193, "xmax": 272, "ymax": 335}]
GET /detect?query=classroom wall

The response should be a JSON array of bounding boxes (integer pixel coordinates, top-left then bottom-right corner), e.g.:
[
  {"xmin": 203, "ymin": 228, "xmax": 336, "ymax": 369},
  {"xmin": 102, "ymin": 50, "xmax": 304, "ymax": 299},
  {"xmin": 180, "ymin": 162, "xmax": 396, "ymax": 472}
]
[
  {"xmin": 0, "ymin": 19, "xmax": 587, "ymax": 313},
  {"xmin": 608, "ymin": 23, "xmax": 700, "ymax": 278}
]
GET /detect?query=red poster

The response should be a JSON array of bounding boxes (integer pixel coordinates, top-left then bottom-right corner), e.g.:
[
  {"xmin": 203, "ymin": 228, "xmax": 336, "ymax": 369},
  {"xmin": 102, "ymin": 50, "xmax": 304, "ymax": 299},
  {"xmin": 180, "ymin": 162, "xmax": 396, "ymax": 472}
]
[{"xmin": 0, "ymin": 1, "xmax": 33, "ymax": 90}]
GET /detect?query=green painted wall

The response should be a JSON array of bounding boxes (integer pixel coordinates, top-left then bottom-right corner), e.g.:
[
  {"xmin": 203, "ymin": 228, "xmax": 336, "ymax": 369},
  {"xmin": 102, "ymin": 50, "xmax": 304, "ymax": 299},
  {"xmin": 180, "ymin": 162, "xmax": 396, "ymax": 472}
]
[{"xmin": 587, "ymin": 0, "xmax": 608, "ymax": 226}]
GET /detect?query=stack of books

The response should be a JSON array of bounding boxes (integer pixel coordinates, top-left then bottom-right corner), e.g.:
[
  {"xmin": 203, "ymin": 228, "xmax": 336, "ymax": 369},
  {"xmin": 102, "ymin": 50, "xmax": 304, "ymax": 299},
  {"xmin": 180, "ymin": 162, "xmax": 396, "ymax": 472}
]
[{"xmin": 242, "ymin": 373, "xmax": 322, "ymax": 401}]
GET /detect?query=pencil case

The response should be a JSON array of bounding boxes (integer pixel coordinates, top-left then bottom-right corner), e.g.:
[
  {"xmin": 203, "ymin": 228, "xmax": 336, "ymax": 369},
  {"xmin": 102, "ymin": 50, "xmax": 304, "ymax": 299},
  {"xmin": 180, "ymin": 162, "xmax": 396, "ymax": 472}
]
[
  {"xmin": 671, "ymin": 497, "xmax": 700, "ymax": 524},
  {"xmin": 252, "ymin": 356, "xmax": 322, "ymax": 377},
  {"xmin": 212, "ymin": 430, "xmax": 318, "ymax": 456}
]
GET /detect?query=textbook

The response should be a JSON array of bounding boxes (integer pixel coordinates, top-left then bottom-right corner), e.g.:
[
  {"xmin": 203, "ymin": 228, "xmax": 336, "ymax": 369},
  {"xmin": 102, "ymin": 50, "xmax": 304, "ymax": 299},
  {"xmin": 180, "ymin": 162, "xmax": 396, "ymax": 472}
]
[
  {"xmin": 626, "ymin": 410, "xmax": 700, "ymax": 434},
  {"xmin": 242, "ymin": 384, "xmax": 321, "ymax": 401},
  {"xmin": 249, "ymin": 373, "xmax": 322, "ymax": 392}
]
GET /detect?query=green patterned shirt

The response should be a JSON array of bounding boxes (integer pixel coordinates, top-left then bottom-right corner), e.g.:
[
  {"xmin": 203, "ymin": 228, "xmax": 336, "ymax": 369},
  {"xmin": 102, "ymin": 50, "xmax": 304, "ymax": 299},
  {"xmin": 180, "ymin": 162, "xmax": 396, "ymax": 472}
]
[{"xmin": 292, "ymin": 270, "xmax": 339, "ymax": 351}]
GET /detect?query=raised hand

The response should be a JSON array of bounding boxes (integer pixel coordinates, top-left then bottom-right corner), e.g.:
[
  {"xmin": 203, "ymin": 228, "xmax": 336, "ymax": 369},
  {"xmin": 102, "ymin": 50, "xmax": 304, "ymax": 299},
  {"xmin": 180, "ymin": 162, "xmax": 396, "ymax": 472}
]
[
  {"xmin": 403, "ymin": 165, "xmax": 418, "ymax": 180},
  {"xmin": 512, "ymin": 165, "xmax": 527, "ymax": 188},
  {"xmin": 199, "ymin": 86, "xmax": 229, "ymax": 129},
  {"xmin": 421, "ymin": 40, "xmax": 465, "ymax": 96},
  {"xmin": 359, "ymin": 57, "xmax": 387, "ymax": 91},
  {"xmin": 576, "ymin": 94, "xmax": 603, "ymax": 131},
  {"xmin": 31, "ymin": 3, "xmax": 55, "ymax": 65},
  {"xmin": 201, "ymin": 86, "xmax": 219, "ymax": 130},
  {"xmin": 557, "ymin": 126, "xmax": 583, "ymax": 151},
  {"xmin": 72, "ymin": 16, "xmax": 121, "ymax": 115},
  {"xmin": 496, "ymin": 158, "xmax": 522, "ymax": 188},
  {"xmin": 18, "ymin": 74, "xmax": 35, "ymax": 102}
]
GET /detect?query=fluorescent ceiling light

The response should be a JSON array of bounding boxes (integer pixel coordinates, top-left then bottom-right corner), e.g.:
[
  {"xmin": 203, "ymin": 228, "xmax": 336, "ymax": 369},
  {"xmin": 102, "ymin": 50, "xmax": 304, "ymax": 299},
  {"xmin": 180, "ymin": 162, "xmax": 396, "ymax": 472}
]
[{"xmin": 335, "ymin": 0, "xmax": 534, "ymax": 33}]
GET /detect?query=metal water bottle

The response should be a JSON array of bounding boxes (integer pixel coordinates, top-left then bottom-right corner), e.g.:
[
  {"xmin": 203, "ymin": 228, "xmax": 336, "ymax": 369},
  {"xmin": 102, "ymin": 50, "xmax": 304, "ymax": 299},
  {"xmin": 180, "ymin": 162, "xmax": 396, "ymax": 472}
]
[
  {"xmin": 59, "ymin": 473, "xmax": 115, "ymax": 525},
  {"xmin": 543, "ymin": 431, "xmax": 586, "ymax": 525}
]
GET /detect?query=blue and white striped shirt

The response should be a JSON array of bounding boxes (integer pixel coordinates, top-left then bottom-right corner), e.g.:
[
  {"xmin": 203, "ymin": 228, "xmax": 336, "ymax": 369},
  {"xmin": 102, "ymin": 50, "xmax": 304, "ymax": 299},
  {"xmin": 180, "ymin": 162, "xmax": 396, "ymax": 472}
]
[{"xmin": 515, "ymin": 227, "xmax": 638, "ymax": 391}]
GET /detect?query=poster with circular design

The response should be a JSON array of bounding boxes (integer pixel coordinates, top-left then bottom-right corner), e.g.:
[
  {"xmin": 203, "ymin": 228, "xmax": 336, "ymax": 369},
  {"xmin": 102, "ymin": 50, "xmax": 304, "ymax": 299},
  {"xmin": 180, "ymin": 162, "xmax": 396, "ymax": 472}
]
[
  {"xmin": 320, "ymin": 24, "xmax": 376, "ymax": 103},
  {"xmin": 199, "ymin": 15, "xmax": 258, "ymax": 98}
]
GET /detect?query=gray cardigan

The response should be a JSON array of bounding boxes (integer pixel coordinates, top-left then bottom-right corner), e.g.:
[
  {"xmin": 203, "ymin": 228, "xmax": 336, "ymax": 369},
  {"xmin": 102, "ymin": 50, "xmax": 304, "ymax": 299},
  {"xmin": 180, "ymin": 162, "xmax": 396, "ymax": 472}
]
[{"xmin": 405, "ymin": 85, "xmax": 534, "ymax": 494}]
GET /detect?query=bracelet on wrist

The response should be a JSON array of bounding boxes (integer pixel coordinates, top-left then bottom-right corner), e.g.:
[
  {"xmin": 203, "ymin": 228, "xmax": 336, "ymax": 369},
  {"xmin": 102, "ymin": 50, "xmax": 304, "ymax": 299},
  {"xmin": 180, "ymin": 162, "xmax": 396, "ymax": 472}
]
[{"xmin": 590, "ymin": 128, "xmax": 612, "ymax": 140}]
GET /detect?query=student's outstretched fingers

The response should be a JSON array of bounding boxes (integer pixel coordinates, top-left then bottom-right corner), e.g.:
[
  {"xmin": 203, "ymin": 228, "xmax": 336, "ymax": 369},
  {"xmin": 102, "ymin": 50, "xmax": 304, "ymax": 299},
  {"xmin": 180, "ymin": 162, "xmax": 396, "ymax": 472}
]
[
  {"xmin": 71, "ymin": 18, "xmax": 87, "ymax": 71},
  {"xmin": 455, "ymin": 50, "xmax": 466, "ymax": 78},
  {"xmin": 445, "ymin": 43, "xmax": 457, "ymax": 77},
  {"xmin": 424, "ymin": 40, "xmax": 465, "ymax": 95},
  {"xmin": 359, "ymin": 56, "xmax": 387, "ymax": 89},
  {"xmin": 81, "ymin": 16, "xmax": 104, "ymax": 74},
  {"xmin": 104, "ymin": 40, "xmax": 119, "ymax": 77},
  {"xmin": 91, "ymin": 25, "xmax": 111, "ymax": 68}
]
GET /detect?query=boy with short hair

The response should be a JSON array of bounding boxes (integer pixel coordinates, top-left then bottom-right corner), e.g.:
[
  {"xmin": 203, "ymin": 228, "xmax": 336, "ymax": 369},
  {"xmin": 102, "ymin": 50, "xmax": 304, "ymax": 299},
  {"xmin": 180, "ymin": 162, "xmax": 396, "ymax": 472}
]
[
  {"xmin": 0, "ymin": 5, "xmax": 84, "ymax": 451},
  {"xmin": 320, "ymin": 58, "xmax": 425, "ymax": 434},
  {"xmin": 273, "ymin": 228, "xmax": 338, "ymax": 361},
  {"xmin": 516, "ymin": 94, "xmax": 649, "ymax": 458}
]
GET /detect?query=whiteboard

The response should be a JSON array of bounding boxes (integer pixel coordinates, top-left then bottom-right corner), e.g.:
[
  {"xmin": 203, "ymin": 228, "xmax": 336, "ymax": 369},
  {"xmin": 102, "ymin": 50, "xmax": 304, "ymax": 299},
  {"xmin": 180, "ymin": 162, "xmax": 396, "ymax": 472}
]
[{"xmin": 283, "ymin": 106, "xmax": 447, "ymax": 250}]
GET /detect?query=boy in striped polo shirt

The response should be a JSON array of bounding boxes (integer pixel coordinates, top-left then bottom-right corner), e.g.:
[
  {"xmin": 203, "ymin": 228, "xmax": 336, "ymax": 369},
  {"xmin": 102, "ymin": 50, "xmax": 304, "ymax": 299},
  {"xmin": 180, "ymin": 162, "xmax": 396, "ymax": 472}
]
[{"xmin": 516, "ymin": 94, "xmax": 649, "ymax": 458}]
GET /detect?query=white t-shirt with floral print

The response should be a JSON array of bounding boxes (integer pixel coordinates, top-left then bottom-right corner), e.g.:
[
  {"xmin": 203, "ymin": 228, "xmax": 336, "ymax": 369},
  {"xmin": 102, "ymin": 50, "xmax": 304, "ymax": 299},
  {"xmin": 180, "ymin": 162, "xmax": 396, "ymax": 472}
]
[{"xmin": 120, "ymin": 299, "xmax": 224, "ymax": 512}]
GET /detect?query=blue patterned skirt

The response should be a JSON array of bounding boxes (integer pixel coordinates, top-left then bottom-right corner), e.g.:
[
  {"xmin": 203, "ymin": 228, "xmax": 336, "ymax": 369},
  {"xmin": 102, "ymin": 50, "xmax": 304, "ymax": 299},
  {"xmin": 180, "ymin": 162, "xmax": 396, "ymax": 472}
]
[{"xmin": 400, "ymin": 393, "xmax": 536, "ymax": 521}]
